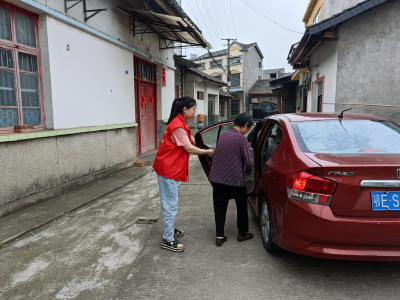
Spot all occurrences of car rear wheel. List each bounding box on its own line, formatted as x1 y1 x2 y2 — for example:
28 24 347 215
260 197 280 252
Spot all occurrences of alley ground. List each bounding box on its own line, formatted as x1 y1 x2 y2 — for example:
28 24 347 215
2 157 400 299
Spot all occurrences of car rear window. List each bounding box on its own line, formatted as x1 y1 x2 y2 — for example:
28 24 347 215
292 120 400 154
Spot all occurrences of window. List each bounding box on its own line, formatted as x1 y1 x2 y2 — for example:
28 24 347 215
229 57 241 65
201 126 219 148
213 75 222 81
231 73 240 87
220 101 225 117
270 73 277 79
259 62 262 68
261 123 282 165
0 3 43 131
313 8 321 24
210 60 222 68
292 120 400 155
197 91 204 100
198 62 205 71
134 58 155 82
258 76 261 80
231 99 240 115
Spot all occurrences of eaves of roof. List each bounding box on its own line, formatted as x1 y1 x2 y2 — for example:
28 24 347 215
237 42 264 58
270 73 295 86
192 49 227 61
191 41 264 60
185 67 227 86
289 0 390 66
248 92 274 95
174 55 199 68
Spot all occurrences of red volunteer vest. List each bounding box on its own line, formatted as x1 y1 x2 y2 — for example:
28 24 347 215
153 114 191 182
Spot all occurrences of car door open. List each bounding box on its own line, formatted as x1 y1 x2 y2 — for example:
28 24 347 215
195 121 258 195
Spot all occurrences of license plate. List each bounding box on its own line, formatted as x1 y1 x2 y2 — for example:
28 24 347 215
371 192 400 211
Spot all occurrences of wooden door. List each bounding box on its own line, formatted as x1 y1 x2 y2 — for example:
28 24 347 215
208 95 215 126
138 82 156 154
302 88 308 112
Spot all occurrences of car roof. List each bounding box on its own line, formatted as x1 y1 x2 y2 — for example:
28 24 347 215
267 113 388 122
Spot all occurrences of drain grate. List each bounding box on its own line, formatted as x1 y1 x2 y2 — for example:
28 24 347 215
136 218 158 224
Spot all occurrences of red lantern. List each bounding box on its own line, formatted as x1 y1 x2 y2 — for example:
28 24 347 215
148 92 154 105
140 92 146 107
162 66 166 87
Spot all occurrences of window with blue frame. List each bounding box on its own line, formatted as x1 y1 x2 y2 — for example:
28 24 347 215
0 3 42 131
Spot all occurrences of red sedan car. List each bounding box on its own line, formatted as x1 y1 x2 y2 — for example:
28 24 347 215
195 113 400 261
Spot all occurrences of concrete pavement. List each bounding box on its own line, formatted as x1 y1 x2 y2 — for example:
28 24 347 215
117 157 400 300
2 154 400 299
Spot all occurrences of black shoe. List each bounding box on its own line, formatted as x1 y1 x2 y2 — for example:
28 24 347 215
237 232 254 242
216 236 227 247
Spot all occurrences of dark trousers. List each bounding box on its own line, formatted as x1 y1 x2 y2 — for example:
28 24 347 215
212 182 249 237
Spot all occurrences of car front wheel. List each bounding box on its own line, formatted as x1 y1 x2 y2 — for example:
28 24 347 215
260 196 280 252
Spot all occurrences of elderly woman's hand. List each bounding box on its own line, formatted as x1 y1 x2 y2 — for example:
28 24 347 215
207 149 215 158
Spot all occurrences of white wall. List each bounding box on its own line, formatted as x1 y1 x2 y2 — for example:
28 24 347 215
308 41 338 112
44 16 136 129
161 67 176 120
196 100 205 115
183 72 223 123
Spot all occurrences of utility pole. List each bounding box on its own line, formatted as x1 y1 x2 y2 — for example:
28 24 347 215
222 38 236 118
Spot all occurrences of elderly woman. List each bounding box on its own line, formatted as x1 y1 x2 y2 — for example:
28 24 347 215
208 113 255 247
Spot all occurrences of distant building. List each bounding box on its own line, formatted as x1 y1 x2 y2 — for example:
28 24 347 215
262 68 285 80
248 80 277 105
191 41 264 116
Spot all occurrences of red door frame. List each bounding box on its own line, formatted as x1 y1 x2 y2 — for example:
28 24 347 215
134 56 157 155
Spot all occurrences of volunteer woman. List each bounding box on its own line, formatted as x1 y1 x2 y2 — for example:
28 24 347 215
153 96 214 252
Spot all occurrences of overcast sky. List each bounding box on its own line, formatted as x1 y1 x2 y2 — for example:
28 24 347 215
181 0 310 72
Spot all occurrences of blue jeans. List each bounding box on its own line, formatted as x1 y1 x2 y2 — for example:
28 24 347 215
157 175 179 241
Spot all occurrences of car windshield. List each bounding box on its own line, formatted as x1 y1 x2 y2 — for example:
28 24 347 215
292 120 400 155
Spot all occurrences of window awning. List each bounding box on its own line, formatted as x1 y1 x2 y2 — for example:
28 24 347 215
115 6 212 49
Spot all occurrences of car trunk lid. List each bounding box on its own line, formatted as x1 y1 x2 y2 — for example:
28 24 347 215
305 153 400 217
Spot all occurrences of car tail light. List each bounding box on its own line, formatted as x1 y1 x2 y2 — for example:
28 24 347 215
286 172 337 205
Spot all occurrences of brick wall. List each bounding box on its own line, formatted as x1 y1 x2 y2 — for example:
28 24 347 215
175 65 183 98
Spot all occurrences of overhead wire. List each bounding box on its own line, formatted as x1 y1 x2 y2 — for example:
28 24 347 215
184 1 202 56
194 0 218 49
229 0 237 39
186 0 201 31
222 1 233 38
200 0 224 49
206 0 226 42
240 0 303 34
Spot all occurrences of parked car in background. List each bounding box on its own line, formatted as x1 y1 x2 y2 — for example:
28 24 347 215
195 113 400 261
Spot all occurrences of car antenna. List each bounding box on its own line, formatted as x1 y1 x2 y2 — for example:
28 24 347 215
338 108 352 132
338 108 352 119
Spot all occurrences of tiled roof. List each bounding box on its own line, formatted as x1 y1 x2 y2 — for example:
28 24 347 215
263 68 285 74
185 67 227 86
191 41 261 61
193 49 228 61
248 80 274 95
236 42 257 50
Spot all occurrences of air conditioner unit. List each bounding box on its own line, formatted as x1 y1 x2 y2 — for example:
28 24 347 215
299 72 308 87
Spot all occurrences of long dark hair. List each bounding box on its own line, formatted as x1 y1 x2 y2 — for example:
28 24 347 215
167 96 197 124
